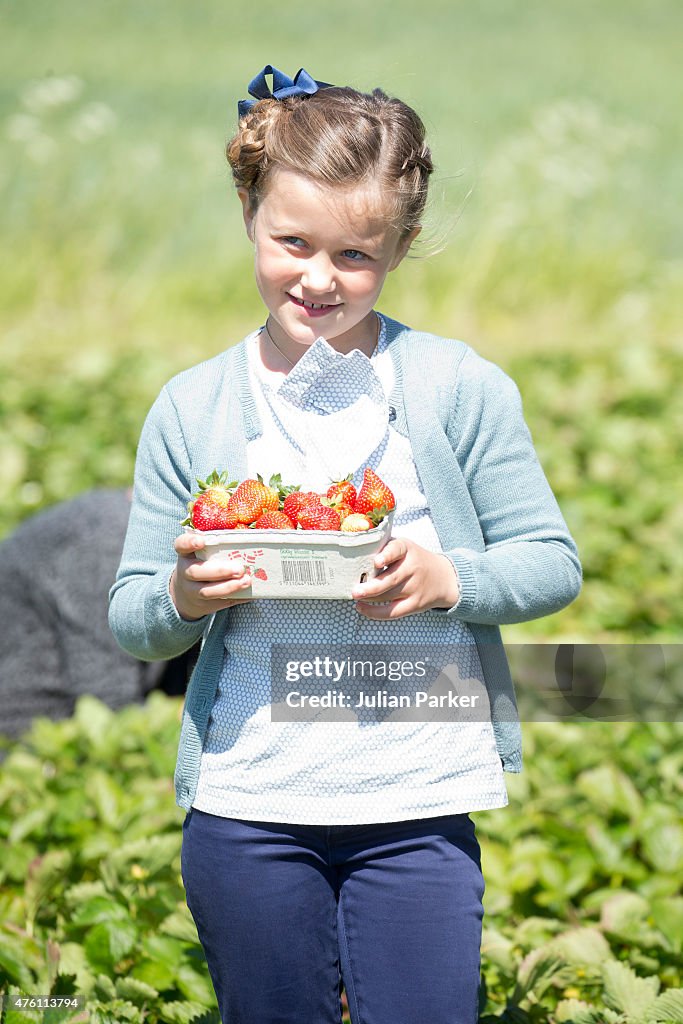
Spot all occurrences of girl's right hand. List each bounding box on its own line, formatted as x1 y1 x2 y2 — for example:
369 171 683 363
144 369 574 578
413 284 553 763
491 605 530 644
170 532 253 621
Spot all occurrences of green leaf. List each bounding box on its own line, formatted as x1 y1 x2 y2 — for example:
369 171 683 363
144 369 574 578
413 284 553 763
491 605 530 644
93 973 116 1001
24 850 71 932
599 890 668 951
651 989 683 1023
511 949 564 1004
576 764 643 818
56 941 94 994
481 926 515 972
639 807 683 874
512 916 565 948
85 770 122 825
63 881 109 908
102 833 181 880
74 695 115 745
88 998 144 1024
650 897 683 954
602 960 659 1020
132 957 178 992
115 976 160 1004
160 906 200 943
0 842 37 885
600 891 650 933
159 1000 209 1024
554 999 610 1024
549 926 613 966
84 919 138 970
141 934 188 962
585 822 626 869
8 804 54 844
0 931 36 989
189 1013 221 1024
70 896 130 928
175 963 215 1004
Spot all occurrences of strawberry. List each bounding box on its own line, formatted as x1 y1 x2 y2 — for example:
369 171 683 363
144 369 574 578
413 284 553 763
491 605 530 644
269 473 300 507
190 493 239 531
282 490 323 526
227 474 279 525
298 505 342 531
254 567 268 580
252 510 295 530
355 468 395 519
182 469 239 531
340 513 373 533
326 474 357 509
332 502 355 523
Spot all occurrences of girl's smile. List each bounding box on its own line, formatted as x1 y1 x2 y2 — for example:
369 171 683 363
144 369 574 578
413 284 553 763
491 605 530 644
238 168 419 363
287 294 340 317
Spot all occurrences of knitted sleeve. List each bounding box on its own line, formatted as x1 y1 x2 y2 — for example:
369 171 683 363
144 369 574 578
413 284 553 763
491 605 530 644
108 386 210 661
441 349 582 624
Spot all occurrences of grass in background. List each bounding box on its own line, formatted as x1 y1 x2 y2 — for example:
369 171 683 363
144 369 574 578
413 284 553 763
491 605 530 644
1 0 682 639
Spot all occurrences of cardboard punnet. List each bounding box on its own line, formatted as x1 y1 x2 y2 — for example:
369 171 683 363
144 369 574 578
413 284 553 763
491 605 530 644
185 512 394 600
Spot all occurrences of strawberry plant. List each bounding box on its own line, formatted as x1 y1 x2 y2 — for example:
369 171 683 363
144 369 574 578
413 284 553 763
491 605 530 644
1 703 681 1022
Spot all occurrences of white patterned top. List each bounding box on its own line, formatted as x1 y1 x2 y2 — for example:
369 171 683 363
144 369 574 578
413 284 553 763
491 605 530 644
191 316 508 824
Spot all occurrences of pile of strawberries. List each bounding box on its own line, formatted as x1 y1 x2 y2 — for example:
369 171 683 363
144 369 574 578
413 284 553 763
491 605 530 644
183 468 395 533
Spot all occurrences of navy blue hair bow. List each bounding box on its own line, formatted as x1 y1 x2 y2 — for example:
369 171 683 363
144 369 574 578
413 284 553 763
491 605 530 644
238 65 333 118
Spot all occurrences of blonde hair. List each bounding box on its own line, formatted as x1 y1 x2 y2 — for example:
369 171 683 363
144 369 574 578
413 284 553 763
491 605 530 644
226 86 433 239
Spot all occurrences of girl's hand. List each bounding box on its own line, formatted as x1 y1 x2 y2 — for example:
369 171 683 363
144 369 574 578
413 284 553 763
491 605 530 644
351 537 460 620
170 532 253 621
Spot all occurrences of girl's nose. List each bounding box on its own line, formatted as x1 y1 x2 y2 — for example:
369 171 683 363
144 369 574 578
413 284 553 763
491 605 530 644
301 254 336 294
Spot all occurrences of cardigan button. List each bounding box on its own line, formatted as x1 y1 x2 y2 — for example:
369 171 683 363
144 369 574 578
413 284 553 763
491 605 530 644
388 406 396 421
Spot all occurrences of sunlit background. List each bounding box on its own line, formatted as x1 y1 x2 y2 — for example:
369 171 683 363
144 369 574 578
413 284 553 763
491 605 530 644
2 8 682 1020
2 0 682 639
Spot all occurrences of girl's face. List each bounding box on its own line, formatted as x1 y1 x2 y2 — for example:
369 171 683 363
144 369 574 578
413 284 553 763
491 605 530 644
239 168 419 357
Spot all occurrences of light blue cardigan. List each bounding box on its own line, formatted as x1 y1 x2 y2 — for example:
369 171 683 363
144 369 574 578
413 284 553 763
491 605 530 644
109 315 582 811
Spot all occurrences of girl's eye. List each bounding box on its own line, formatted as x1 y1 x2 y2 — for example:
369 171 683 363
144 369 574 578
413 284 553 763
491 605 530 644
343 249 369 262
281 236 305 248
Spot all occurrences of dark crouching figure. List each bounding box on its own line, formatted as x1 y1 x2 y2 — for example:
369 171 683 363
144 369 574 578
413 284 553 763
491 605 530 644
0 488 197 740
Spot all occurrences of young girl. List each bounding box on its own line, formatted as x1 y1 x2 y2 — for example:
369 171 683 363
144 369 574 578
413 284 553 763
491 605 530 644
110 65 581 1024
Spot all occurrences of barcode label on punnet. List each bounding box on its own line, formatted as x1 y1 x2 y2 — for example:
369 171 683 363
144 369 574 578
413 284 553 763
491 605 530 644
280 557 328 586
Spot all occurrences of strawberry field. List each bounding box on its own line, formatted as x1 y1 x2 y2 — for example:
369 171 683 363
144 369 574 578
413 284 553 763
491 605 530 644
1 699 682 1023
2 0 682 1020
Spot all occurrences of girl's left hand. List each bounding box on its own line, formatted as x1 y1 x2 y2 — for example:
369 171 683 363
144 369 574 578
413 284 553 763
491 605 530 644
351 537 460 619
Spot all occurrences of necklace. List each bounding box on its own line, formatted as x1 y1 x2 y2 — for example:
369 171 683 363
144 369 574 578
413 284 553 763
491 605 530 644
262 322 296 368
262 313 381 369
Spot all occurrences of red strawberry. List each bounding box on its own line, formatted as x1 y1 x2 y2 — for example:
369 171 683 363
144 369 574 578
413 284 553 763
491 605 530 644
298 505 342 531
355 468 395 518
326 474 357 509
227 475 279 525
254 567 268 580
282 490 323 526
252 510 295 530
191 495 239 531
182 469 239 531
340 513 373 533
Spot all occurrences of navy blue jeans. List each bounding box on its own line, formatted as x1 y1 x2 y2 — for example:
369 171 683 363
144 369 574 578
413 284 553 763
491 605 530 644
181 808 484 1024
